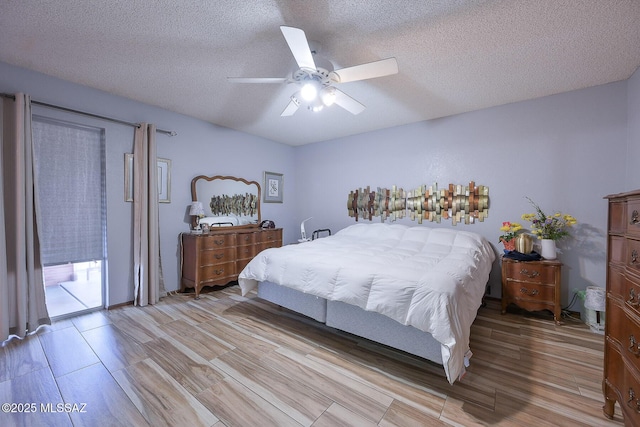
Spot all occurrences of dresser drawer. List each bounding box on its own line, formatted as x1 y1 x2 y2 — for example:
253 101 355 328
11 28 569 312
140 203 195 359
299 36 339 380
236 258 251 273
609 201 626 234
602 339 640 424
200 261 236 283
628 199 640 236
610 236 626 265
237 231 257 246
260 229 281 243
608 265 626 300
622 358 640 423
200 247 236 265
258 240 282 252
625 274 640 316
201 233 236 250
628 238 640 275
606 300 640 375
236 244 257 260
502 261 558 284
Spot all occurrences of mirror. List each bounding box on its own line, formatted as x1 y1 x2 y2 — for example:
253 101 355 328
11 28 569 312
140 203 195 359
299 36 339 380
191 175 261 228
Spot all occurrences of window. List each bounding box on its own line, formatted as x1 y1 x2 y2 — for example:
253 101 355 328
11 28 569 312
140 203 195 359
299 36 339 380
32 116 106 316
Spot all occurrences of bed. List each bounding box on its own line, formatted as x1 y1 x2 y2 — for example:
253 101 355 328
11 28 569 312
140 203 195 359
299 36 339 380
238 223 495 384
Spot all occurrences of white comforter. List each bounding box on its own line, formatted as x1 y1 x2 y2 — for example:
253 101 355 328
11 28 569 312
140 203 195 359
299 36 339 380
238 223 495 384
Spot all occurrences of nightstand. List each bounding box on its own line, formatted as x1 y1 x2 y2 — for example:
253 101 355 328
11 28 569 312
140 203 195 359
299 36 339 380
501 257 562 324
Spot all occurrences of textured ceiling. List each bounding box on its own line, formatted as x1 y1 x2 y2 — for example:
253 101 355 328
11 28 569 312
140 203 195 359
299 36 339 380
1 1 639 146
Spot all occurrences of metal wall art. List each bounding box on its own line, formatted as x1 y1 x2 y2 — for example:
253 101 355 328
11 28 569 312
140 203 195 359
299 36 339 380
348 182 489 225
209 193 258 217
348 186 406 222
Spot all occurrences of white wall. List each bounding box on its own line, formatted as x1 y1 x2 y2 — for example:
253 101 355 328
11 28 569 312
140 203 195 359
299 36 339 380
0 61 297 306
295 80 629 318
628 67 640 190
2 59 637 320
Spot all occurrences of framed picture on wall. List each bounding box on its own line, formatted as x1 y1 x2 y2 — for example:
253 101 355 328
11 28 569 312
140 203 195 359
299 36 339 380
157 158 171 203
124 153 172 203
124 153 134 202
263 171 283 203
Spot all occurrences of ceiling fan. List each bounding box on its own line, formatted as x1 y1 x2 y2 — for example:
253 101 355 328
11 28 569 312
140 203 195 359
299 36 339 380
228 26 398 116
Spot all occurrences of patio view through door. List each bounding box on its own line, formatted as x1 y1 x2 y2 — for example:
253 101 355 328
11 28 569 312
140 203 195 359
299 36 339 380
32 116 106 318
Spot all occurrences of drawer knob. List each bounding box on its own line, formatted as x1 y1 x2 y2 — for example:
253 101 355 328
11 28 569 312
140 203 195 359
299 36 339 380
214 239 225 245
629 335 640 357
214 254 224 259
632 210 639 225
519 287 539 296
629 289 640 307
629 388 640 412
214 269 224 275
519 269 539 279
633 249 638 264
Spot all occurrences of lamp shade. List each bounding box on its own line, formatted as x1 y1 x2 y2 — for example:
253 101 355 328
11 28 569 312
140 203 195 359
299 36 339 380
189 201 205 217
584 286 606 312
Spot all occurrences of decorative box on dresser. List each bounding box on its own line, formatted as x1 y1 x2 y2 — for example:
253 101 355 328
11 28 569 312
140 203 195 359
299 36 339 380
180 228 282 299
501 258 562 324
603 189 640 424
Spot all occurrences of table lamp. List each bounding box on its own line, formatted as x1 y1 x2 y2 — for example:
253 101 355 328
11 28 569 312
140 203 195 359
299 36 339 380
189 201 205 232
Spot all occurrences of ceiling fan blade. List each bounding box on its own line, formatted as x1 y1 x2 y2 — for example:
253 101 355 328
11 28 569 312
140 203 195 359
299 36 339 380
330 57 398 83
281 96 300 116
227 77 287 84
333 88 365 115
280 26 316 70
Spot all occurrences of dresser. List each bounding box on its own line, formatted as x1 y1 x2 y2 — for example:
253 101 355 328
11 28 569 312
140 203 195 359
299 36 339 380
603 189 640 424
501 257 562 324
180 228 282 299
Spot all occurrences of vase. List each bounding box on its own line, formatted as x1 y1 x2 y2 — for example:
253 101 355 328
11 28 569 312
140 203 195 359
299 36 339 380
540 239 557 259
501 238 516 252
514 234 534 254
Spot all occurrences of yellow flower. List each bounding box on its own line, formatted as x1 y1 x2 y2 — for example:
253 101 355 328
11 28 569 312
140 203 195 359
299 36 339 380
521 197 577 241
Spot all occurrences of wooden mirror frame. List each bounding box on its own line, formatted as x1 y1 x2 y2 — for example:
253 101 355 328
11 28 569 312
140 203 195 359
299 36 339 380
191 175 261 229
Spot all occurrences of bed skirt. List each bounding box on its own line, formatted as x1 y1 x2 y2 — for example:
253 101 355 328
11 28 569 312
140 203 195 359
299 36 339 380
257 281 443 366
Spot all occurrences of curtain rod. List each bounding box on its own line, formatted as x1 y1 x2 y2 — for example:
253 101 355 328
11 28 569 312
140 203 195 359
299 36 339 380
1 93 177 136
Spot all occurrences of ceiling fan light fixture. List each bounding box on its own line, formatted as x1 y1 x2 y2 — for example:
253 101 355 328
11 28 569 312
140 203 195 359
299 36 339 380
300 82 319 101
320 87 336 107
308 98 324 112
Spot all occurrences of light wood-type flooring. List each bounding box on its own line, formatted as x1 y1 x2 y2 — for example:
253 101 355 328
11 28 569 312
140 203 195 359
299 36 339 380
0 285 625 426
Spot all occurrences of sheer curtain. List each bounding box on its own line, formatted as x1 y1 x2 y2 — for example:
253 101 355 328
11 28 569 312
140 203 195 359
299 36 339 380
0 93 50 342
133 123 165 306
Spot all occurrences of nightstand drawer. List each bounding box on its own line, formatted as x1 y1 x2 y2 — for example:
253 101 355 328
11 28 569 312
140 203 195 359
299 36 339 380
502 261 559 284
503 281 556 304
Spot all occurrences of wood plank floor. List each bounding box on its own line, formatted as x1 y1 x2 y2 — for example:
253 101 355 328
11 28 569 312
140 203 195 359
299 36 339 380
0 285 625 426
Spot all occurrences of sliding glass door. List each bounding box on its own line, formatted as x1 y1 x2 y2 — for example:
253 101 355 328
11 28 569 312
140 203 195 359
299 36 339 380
32 116 106 318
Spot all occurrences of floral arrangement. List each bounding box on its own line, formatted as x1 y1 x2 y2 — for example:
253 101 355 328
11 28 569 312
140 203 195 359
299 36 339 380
498 221 522 243
521 197 577 241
